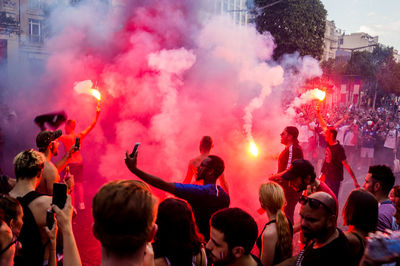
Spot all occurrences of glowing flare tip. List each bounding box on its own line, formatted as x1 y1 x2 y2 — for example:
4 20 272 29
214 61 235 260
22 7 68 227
314 89 326 101
248 141 259 157
90 89 101 101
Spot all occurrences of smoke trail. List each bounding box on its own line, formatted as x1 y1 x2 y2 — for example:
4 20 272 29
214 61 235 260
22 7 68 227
0 0 324 229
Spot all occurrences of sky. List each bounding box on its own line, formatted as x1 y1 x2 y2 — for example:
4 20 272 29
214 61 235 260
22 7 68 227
321 0 400 50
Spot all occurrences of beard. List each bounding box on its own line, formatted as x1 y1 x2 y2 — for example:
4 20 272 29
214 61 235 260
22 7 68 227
301 224 330 241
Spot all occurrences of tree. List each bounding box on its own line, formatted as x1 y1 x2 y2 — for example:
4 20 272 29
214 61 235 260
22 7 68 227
253 0 327 60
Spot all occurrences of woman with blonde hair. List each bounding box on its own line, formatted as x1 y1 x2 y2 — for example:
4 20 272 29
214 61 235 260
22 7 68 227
257 182 292 266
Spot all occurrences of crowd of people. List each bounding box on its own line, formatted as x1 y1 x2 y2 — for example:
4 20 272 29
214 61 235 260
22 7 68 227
2 104 400 265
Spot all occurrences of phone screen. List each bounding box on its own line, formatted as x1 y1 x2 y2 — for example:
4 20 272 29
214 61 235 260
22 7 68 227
52 183 67 209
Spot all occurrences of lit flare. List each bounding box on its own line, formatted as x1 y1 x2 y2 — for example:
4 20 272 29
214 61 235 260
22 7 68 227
90 89 101 101
313 89 326 101
248 141 259 157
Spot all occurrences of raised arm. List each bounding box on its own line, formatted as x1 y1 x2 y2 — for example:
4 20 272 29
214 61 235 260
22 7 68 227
52 196 82 266
315 103 328 132
54 145 74 172
125 151 176 194
79 104 100 140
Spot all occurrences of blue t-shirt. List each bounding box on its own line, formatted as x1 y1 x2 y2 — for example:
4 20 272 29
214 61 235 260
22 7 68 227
174 183 230 240
362 127 376 148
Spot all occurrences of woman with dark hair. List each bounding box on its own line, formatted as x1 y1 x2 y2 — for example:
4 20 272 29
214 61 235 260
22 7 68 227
343 189 378 265
0 194 23 237
153 198 206 266
257 182 292 266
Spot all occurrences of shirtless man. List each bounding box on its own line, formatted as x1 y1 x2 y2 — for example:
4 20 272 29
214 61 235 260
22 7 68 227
183 136 229 194
59 104 100 209
36 130 73 195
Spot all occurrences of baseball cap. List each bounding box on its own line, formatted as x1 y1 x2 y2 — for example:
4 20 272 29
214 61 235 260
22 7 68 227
282 159 315 180
36 130 62 149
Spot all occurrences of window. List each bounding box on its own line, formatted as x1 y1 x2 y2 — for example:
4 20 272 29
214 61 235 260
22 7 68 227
30 0 42 9
28 19 43 43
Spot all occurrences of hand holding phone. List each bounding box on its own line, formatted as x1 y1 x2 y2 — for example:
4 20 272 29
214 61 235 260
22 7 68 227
130 143 140 157
74 137 80 152
46 209 55 229
52 183 67 209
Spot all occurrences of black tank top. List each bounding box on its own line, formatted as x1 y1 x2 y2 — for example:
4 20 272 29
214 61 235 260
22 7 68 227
15 191 46 266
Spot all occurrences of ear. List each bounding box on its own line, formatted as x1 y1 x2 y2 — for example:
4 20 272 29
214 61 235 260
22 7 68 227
146 224 158 242
231 246 245 259
326 215 337 228
374 182 381 192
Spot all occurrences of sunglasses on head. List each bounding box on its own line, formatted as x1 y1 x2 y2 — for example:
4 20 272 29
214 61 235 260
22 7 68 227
299 195 335 215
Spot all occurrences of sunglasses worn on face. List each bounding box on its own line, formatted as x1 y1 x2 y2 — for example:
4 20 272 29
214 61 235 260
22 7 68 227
299 195 335 215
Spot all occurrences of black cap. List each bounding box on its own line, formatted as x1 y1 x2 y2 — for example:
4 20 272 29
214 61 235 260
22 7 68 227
282 159 315 180
36 130 62 149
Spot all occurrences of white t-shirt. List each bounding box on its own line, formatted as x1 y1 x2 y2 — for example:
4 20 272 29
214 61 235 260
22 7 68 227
384 129 398 149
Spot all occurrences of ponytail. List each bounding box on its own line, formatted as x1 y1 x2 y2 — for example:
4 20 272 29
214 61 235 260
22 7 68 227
275 209 292 260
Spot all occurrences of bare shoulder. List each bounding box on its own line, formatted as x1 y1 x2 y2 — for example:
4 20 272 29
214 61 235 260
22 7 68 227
154 258 169 266
30 195 52 210
263 222 278 241
29 195 52 227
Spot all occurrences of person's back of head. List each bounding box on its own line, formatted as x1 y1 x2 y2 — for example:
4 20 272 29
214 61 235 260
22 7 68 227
153 198 204 265
210 207 258 256
368 165 395 196
92 180 157 260
13 149 44 181
343 189 378 234
206 155 224 180
199 136 213 153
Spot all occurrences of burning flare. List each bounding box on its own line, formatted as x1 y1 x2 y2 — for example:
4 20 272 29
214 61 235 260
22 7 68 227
248 140 259 157
90 89 101 101
74 80 102 101
313 89 326 101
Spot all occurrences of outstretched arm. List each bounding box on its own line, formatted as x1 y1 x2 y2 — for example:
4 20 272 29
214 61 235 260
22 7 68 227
342 160 359 188
125 151 176 194
79 104 101 140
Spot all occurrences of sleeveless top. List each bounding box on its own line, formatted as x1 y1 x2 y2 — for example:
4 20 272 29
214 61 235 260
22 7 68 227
256 219 293 265
15 191 46 266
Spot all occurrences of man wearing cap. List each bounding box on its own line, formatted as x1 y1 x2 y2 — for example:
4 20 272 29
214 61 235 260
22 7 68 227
270 126 303 224
36 130 74 195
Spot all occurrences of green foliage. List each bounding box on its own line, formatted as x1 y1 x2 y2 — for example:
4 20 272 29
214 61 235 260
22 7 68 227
254 0 327 60
322 46 400 95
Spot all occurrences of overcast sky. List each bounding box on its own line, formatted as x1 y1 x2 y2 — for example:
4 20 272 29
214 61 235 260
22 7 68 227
321 0 400 50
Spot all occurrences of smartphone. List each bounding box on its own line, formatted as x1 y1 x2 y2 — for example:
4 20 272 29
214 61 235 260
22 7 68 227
46 209 54 229
74 137 80 151
130 142 140 157
52 183 67 209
